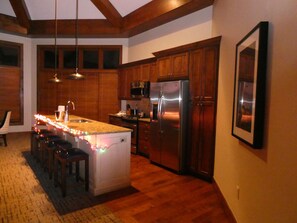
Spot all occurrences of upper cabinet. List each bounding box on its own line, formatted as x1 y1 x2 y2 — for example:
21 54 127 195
156 52 189 80
118 58 156 100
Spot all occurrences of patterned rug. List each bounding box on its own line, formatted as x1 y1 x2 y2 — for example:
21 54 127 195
0 133 134 223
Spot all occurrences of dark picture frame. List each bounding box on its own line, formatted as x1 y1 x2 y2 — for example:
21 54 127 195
232 21 269 148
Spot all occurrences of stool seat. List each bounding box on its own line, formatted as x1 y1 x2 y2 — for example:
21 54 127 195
54 148 89 197
43 139 72 179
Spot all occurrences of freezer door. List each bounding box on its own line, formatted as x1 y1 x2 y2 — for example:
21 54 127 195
159 81 182 171
150 82 162 164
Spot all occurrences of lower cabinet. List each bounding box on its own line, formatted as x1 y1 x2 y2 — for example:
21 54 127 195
188 100 216 181
138 121 150 157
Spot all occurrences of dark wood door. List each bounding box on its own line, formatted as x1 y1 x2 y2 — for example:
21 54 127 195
188 44 220 181
189 100 216 179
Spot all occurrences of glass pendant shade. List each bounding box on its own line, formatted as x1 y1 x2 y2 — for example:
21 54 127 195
68 68 85 80
49 73 62 83
67 0 85 80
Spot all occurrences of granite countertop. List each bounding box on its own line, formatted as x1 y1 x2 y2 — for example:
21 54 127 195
38 115 132 135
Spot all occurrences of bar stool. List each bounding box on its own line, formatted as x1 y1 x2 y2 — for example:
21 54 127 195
54 147 89 197
39 134 61 165
30 129 52 159
43 138 72 179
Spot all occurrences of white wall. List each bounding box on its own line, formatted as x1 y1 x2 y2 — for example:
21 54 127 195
212 0 297 222
128 6 213 62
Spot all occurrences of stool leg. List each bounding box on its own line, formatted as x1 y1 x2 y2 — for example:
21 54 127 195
54 155 58 187
61 161 66 197
85 158 89 191
76 161 79 182
48 149 53 179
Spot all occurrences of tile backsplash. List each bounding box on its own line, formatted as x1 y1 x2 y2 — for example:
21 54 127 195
122 98 150 118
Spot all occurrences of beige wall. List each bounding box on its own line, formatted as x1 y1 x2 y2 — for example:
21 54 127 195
212 0 297 222
128 6 213 62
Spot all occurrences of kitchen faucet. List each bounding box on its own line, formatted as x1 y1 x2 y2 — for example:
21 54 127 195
64 100 75 122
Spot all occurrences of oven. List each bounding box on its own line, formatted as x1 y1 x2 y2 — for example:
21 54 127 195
121 116 138 154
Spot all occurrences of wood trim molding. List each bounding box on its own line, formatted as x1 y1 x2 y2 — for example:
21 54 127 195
213 179 237 223
153 36 222 57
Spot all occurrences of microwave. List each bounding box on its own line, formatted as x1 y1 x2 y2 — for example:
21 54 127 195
130 81 150 98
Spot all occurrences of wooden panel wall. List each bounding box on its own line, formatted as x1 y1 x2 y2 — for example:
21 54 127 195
37 70 119 122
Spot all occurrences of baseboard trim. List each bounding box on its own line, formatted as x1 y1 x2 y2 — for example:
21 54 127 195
213 179 237 223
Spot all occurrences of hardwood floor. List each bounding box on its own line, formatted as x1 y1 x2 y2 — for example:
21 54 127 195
105 155 235 223
1 132 235 223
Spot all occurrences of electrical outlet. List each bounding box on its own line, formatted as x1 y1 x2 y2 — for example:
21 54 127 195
236 185 240 200
120 138 127 142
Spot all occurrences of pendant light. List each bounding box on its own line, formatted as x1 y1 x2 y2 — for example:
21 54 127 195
68 0 85 80
48 0 62 83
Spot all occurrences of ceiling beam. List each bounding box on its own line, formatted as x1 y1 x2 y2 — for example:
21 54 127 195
29 19 123 38
91 0 122 27
122 0 214 36
9 0 31 29
0 14 28 35
0 0 214 38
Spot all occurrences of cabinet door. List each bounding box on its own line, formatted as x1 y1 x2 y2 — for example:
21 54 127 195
157 56 171 78
203 47 219 101
132 65 141 82
189 101 216 180
140 64 151 81
138 121 150 157
171 52 189 78
189 48 204 99
190 47 218 101
149 62 158 82
118 69 128 99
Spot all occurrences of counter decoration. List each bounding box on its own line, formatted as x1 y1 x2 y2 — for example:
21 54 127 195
34 114 109 152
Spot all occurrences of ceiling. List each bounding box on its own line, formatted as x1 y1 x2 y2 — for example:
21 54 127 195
0 0 214 38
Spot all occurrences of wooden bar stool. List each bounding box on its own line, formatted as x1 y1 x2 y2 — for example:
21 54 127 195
30 129 52 160
39 134 61 165
43 139 72 179
54 148 89 197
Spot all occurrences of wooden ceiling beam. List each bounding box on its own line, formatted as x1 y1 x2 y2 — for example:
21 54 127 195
9 0 31 29
91 0 122 27
0 14 28 35
29 19 123 38
0 0 214 38
122 0 214 36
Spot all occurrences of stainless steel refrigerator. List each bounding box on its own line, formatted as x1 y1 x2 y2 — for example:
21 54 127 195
150 80 189 173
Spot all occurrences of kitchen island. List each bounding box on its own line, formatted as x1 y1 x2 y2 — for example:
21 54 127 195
34 114 132 196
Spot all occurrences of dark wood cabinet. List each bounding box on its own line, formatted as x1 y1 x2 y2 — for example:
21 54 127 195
156 52 189 80
118 58 156 99
138 120 150 157
188 38 221 181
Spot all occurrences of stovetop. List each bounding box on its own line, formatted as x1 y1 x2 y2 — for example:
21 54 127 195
121 115 139 122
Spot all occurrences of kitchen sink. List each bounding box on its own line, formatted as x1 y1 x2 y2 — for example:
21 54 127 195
69 119 91 123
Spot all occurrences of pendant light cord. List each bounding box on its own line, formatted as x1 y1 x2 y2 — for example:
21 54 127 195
54 0 58 75
75 0 78 72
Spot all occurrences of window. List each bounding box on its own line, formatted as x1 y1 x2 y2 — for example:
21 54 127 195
0 44 19 67
83 50 99 69
63 50 76 68
103 49 120 69
44 49 59 68
0 41 23 125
